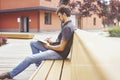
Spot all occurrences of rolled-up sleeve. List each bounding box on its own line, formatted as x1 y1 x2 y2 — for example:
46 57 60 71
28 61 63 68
62 27 72 41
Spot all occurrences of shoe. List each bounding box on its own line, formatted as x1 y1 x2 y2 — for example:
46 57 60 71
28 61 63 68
0 72 12 79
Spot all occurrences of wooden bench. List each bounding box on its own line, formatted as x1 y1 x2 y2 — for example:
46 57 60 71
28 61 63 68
29 29 107 80
1 32 34 39
29 47 72 80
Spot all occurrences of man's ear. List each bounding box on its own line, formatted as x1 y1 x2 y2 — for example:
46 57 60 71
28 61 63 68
63 13 66 16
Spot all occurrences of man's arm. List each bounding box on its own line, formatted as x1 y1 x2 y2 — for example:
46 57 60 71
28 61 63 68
44 39 67 51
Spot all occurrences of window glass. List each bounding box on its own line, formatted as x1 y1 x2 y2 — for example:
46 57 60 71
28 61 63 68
45 0 51 1
45 13 51 24
93 18 96 25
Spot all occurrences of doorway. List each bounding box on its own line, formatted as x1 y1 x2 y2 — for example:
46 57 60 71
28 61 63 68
20 16 29 32
78 16 81 29
70 15 76 26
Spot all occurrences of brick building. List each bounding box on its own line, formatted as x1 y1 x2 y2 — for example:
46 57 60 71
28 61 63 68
0 0 102 32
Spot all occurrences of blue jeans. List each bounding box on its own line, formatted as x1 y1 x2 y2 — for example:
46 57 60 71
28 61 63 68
9 40 62 78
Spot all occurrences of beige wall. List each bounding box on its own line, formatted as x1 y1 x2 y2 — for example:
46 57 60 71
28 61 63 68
0 0 40 10
82 14 102 29
40 0 59 8
39 10 60 31
0 0 59 10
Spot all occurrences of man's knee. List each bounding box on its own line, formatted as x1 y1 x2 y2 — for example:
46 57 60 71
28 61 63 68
24 56 34 64
30 40 36 47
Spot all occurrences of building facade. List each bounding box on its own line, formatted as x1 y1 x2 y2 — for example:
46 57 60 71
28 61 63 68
0 0 102 32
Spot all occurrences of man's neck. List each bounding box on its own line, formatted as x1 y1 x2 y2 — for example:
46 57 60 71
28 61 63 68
64 17 70 23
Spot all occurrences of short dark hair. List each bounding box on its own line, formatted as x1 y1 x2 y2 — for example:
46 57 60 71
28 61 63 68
57 5 71 17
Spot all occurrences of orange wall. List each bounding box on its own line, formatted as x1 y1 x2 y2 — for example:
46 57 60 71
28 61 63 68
82 14 102 29
0 0 1 10
40 0 59 8
75 14 102 29
0 14 1 27
0 0 103 31
0 10 61 32
39 10 61 31
0 0 40 10
0 11 38 31
0 0 60 10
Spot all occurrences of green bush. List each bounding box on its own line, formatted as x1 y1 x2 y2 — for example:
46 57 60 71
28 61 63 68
108 26 120 37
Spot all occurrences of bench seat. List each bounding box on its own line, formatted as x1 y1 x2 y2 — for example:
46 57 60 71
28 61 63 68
1 32 34 39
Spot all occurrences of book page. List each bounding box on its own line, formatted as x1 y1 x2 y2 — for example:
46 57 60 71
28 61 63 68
34 37 47 44
37 39 47 44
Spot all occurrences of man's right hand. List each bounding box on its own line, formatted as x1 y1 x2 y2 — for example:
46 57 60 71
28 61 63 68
45 37 52 44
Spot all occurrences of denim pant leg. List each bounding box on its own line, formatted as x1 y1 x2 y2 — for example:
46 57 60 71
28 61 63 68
30 40 47 53
30 40 47 66
9 50 62 78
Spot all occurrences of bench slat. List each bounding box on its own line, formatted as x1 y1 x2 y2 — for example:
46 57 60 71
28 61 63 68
30 60 54 80
46 60 63 80
29 61 45 80
61 60 71 80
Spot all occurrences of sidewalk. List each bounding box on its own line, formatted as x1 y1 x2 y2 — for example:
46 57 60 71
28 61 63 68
0 31 59 80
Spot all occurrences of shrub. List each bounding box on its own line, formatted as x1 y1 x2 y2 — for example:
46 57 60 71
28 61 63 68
108 26 120 37
0 36 7 46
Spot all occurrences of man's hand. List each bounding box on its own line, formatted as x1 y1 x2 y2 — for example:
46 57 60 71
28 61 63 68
45 37 52 44
44 42 50 49
44 39 67 51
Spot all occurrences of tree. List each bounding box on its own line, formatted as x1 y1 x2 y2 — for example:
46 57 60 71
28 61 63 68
58 0 120 27
98 0 120 27
59 0 70 6
117 1 120 26
59 0 100 17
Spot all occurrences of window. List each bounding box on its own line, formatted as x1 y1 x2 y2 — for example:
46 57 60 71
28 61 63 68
45 12 51 24
45 0 51 1
93 18 96 25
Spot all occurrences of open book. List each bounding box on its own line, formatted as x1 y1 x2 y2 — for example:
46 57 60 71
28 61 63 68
34 38 47 44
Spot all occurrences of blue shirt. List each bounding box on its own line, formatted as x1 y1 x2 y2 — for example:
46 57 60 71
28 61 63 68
51 20 76 59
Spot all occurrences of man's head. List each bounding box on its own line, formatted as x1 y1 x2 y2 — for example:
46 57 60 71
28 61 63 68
57 5 71 23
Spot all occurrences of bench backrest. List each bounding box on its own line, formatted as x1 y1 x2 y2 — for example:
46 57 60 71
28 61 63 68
70 29 107 80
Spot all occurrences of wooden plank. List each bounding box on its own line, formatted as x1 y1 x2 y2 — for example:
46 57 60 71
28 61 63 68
71 33 93 80
71 32 103 80
29 61 45 80
46 60 63 80
61 60 71 80
29 60 54 80
1 32 34 39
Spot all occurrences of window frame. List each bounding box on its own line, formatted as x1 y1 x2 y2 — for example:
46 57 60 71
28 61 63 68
44 12 52 25
93 18 96 25
45 0 51 1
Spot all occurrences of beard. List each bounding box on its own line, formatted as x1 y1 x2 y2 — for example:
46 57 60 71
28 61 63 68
61 21 64 24
60 19 65 23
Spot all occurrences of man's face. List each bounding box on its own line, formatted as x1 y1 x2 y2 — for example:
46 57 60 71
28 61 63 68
58 13 64 23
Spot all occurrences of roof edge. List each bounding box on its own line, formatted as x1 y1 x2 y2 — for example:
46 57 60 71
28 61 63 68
0 6 57 13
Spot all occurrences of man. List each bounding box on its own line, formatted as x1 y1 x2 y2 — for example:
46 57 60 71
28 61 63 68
0 5 76 79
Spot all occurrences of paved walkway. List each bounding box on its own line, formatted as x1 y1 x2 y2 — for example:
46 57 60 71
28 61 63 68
0 31 59 80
